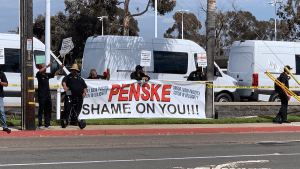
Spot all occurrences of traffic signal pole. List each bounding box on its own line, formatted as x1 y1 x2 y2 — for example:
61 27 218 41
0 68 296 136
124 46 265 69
205 0 216 118
20 0 35 130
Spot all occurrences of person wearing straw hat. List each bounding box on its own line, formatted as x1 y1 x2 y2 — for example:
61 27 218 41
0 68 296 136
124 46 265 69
36 62 64 130
273 65 292 124
62 64 87 127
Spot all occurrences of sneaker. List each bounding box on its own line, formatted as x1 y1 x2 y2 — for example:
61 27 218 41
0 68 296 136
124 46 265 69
3 128 11 133
38 126 44 130
282 121 291 123
45 126 53 129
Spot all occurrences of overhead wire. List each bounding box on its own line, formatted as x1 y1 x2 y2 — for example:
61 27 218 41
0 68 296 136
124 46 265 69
226 0 286 68
176 0 267 72
225 0 300 102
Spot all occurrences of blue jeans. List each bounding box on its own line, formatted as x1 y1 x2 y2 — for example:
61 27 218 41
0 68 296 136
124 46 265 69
0 97 7 129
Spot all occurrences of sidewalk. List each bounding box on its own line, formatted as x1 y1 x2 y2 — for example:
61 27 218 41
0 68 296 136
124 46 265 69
2 122 300 137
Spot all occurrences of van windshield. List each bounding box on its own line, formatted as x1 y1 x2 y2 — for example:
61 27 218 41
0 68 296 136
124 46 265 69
0 48 21 73
154 51 188 74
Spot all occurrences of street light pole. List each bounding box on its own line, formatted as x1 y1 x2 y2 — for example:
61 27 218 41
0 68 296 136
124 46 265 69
45 0 50 72
155 0 157 38
178 9 188 39
98 16 108 36
268 0 282 41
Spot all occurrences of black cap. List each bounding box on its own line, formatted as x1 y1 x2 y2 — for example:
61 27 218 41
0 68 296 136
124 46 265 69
135 65 144 71
285 65 292 70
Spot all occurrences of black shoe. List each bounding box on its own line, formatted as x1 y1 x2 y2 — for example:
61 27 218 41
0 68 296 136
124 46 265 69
3 128 11 133
282 121 291 123
273 118 281 123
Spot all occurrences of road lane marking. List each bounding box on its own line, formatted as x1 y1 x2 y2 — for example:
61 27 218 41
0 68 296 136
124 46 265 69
0 153 299 167
213 160 270 169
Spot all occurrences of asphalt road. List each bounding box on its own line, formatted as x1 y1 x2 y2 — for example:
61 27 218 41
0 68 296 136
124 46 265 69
0 133 300 169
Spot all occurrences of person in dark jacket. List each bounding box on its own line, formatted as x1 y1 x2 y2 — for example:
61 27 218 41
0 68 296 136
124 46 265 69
187 65 206 81
0 71 11 133
36 62 64 130
62 64 87 127
273 65 292 124
87 68 110 80
130 65 150 81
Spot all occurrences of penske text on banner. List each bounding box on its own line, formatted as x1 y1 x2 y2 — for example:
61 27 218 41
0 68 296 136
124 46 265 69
79 80 206 119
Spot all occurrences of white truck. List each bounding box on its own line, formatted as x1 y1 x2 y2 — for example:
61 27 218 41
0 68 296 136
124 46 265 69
228 40 300 102
0 33 69 103
81 35 239 102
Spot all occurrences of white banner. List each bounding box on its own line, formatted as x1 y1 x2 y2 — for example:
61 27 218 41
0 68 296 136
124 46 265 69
79 80 206 119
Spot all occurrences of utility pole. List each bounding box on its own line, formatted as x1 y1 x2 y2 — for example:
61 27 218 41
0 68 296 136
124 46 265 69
205 0 216 118
20 0 35 130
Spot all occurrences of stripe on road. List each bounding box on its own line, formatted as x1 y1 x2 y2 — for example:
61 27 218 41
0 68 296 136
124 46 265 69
0 153 300 167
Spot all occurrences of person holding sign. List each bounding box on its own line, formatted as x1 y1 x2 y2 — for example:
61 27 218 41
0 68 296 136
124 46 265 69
273 65 292 124
130 65 150 81
87 68 110 80
187 64 206 81
62 64 87 127
36 62 64 129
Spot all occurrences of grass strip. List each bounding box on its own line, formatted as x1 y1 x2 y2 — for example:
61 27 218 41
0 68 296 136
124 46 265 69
6 115 300 127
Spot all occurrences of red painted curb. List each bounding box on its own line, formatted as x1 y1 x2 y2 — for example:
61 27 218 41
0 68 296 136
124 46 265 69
0 130 106 137
0 126 298 137
253 126 295 133
294 126 300 132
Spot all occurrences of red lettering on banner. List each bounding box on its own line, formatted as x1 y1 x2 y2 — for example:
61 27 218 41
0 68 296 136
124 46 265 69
141 84 150 101
129 84 140 101
161 85 171 102
150 84 161 101
109 83 171 102
108 84 120 102
118 84 130 101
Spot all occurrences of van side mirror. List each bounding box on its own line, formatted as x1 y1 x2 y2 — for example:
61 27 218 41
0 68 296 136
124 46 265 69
214 66 221 76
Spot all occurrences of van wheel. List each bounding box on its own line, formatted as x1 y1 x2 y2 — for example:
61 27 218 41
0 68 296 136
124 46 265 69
269 93 281 102
215 93 232 102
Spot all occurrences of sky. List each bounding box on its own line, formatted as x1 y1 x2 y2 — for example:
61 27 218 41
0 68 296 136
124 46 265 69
0 0 289 39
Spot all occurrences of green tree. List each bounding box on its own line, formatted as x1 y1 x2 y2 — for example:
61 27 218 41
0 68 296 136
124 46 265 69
33 0 140 64
277 0 300 39
120 0 176 36
163 12 205 47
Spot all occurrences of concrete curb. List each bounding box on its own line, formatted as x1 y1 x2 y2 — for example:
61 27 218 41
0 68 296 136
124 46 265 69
1 126 300 137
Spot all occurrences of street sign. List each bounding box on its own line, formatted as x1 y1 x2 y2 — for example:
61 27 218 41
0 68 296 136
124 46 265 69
140 50 151 67
197 53 207 67
59 37 74 56
26 39 32 51
0 47 4 65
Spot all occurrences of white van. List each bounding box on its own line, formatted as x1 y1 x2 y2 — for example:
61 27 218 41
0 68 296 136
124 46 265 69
0 33 69 103
228 40 300 102
81 35 239 102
